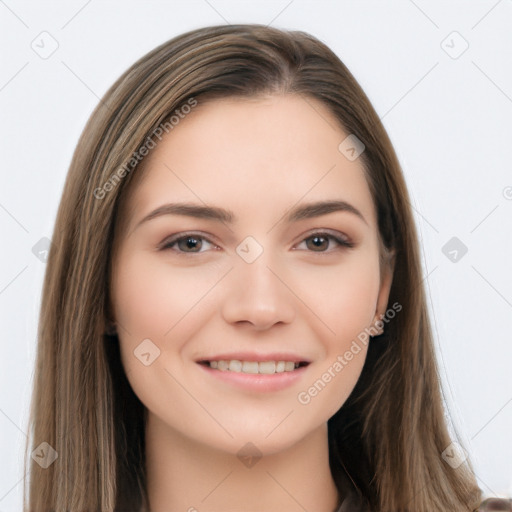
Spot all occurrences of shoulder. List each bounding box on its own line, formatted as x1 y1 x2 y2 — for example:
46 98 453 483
477 497 512 511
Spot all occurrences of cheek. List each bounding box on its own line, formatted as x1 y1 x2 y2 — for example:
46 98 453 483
111 250 225 375
112 251 207 336
112 252 170 335
293 251 380 341
285 252 380 414
111 251 212 406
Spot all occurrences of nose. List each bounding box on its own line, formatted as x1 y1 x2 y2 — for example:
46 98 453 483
221 256 295 331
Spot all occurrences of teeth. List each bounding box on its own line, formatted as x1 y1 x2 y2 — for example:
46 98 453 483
257 361 275 374
284 361 295 372
206 360 303 374
217 360 229 371
241 361 259 373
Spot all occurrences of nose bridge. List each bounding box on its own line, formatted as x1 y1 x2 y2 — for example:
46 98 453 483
221 243 295 329
237 251 280 297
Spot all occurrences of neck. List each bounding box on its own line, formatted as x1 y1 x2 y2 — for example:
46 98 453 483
145 412 341 512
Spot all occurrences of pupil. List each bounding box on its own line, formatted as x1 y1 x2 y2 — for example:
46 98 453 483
309 236 327 251
181 237 200 251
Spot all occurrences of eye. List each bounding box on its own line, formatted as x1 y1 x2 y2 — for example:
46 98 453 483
159 230 354 255
160 233 217 254
294 231 354 253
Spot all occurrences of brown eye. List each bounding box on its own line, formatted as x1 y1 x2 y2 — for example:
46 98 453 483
306 235 329 251
176 236 203 252
161 233 215 254
298 232 354 253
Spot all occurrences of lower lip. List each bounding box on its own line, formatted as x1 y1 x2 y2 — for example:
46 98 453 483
196 363 310 392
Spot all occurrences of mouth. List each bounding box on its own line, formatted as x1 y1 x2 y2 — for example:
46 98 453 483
197 360 310 374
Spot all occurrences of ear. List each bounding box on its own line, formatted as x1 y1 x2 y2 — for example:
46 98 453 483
372 250 396 334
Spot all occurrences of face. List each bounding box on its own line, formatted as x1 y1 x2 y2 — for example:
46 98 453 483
110 94 394 456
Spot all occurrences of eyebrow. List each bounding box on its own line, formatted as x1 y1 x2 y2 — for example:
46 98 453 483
135 199 368 229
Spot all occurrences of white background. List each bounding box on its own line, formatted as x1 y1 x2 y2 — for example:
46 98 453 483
1 1 511 509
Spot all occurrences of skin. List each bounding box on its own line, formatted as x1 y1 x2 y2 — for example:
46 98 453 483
110 94 394 512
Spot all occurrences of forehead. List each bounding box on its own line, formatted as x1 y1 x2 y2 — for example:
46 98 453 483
122 94 377 232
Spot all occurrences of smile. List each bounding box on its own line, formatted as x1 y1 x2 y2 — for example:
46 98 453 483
198 360 310 374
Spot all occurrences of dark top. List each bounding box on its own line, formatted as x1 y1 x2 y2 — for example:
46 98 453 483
477 498 512 511
334 492 512 511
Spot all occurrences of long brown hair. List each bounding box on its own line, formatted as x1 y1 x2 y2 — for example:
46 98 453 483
23 23 484 511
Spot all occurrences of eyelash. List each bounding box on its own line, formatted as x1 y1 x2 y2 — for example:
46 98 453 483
159 231 355 255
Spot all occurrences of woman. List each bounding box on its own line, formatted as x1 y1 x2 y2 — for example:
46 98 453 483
23 23 508 511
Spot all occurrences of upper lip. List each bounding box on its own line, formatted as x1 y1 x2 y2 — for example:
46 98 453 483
196 352 311 364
